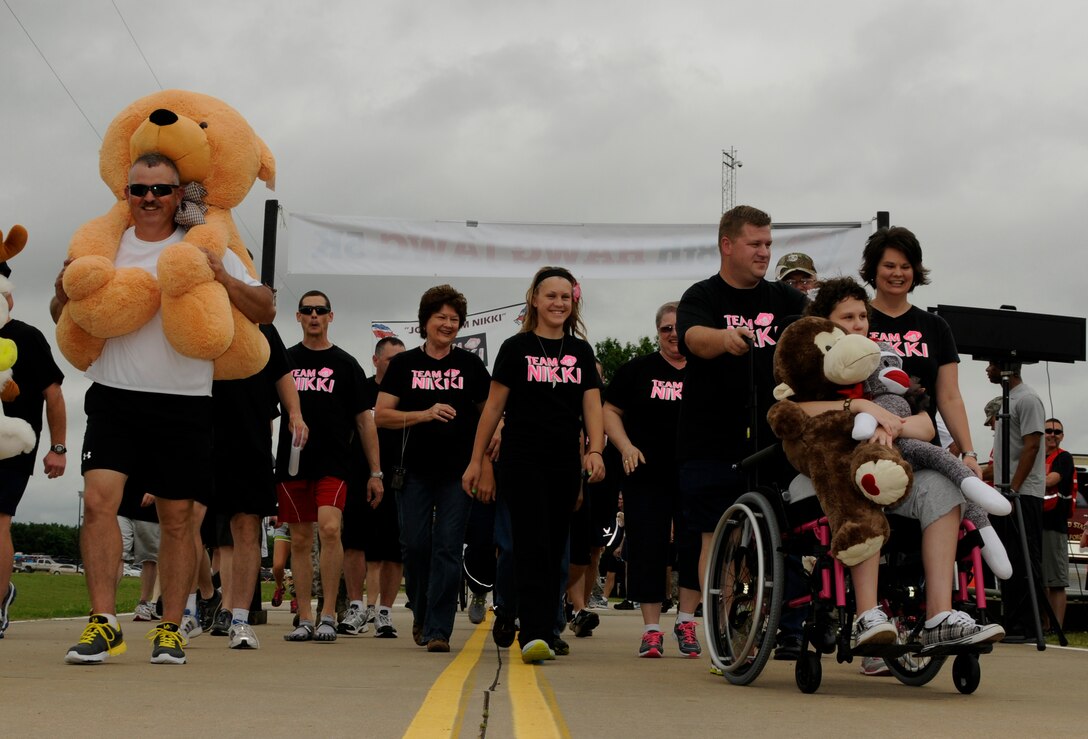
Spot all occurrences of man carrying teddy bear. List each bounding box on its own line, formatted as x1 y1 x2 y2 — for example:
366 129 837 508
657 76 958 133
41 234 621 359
51 153 275 665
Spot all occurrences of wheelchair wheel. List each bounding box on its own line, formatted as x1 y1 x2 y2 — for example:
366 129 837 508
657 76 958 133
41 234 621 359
952 653 981 694
883 616 946 687
795 652 822 694
704 492 783 685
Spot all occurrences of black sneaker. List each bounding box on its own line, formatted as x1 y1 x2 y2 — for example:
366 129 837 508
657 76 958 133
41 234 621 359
65 615 127 664
210 607 231 636
492 609 517 648
552 636 571 656
198 590 222 631
569 609 600 638
774 634 803 661
148 622 187 664
0 581 15 637
613 599 636 611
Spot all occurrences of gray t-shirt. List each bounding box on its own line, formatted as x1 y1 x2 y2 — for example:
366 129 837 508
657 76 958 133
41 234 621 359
992 382 1046 497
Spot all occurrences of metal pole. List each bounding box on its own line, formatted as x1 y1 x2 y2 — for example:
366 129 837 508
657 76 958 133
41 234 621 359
261 199 279 287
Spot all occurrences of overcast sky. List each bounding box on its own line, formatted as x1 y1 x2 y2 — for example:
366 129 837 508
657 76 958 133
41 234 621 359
2 1 1085 526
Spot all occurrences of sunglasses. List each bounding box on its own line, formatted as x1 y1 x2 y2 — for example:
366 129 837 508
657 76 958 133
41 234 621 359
127 183 180 197
658 324 676 333
298 305 331 316
1045 428 1063 435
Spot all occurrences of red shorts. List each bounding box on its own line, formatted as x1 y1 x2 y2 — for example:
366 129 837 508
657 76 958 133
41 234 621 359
276 477 347 523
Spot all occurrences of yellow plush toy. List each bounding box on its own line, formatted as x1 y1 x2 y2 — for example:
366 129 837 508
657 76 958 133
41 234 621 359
0 225 43 458
57 90 275 379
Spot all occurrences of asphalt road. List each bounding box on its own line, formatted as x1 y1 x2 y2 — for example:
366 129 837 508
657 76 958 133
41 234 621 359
1 601 1083 738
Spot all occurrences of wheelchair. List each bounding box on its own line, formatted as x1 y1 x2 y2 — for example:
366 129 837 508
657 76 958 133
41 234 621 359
702 453 996 695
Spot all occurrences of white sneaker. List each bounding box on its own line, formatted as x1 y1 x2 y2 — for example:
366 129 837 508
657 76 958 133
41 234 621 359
375 608 397 638
228 622 260 650
133 601 158 622
851 607 895 649
363 604 376 624
337 604 370 635
181 612 203 639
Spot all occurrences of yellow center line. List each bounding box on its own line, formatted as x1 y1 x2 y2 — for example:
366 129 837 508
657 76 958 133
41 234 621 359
509 649 571 738
404 614 491 738
404 612 572 738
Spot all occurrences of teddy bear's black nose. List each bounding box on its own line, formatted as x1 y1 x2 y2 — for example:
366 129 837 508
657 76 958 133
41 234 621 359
148 109 179 127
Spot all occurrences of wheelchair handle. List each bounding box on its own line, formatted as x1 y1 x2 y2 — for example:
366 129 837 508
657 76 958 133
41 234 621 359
734 443 781 472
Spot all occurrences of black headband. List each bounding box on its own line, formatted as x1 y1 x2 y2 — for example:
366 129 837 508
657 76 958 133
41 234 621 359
533 268 573 288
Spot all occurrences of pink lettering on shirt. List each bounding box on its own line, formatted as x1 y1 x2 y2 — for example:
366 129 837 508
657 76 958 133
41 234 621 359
525 355 583 385
649 379 683 401
410 368 465 391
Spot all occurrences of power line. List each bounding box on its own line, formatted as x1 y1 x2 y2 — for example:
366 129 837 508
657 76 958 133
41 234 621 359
3 0 101 142
112 0 163 91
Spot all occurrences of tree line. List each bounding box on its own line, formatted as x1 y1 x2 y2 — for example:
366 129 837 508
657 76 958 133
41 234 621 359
11 522 80 560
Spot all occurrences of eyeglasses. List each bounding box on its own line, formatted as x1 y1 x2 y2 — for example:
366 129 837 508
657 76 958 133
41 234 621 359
298 305 331 316
127 184 180 198
1045 428 1063 435
784 278 818 289
658 324 676 334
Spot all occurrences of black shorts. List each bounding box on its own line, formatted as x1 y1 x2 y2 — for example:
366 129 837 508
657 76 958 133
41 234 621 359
212 458 277 518
342 474 402 563
82 384 214 501
0 469 30 516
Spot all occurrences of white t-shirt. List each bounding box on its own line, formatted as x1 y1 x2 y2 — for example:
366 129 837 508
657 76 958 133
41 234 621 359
86 226 262 396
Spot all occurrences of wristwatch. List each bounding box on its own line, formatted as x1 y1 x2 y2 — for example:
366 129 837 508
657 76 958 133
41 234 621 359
370 471 384 480
962 451 978 460
50 444 67 454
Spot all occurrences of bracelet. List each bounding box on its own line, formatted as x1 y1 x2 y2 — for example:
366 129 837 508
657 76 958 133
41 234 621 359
587 450 604 457
962 451 978 459
842 398 852 412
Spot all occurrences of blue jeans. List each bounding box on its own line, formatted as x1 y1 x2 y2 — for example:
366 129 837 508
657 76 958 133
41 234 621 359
397 473 471 642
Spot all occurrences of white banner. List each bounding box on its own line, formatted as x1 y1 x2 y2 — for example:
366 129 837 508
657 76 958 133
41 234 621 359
288 213 871 281
372 303 526 370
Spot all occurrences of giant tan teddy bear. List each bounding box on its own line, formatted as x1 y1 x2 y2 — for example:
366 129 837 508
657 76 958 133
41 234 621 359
766 317 914 566
57 90 274 379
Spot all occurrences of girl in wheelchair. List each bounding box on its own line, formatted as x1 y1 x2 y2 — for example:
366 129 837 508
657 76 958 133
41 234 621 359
799 279 1004 658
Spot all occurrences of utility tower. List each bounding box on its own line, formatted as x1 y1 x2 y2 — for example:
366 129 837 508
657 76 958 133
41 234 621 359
721 147 742 213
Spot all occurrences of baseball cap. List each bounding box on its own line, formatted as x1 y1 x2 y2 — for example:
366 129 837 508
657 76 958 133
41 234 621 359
983 397 1002 425
775 252 818 281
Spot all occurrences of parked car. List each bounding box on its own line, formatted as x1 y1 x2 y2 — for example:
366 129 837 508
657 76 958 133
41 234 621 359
48 563 82 576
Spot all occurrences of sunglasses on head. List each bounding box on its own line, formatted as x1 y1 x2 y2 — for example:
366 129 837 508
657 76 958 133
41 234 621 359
127 183 180 197
1045 428 1063 435
298 305 331 316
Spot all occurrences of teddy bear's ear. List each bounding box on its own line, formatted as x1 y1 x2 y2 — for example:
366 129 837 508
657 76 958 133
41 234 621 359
0 225 27 262
773 382 795 400
256 135 276 191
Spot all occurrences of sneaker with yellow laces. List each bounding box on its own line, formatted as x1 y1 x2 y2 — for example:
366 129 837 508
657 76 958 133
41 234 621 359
148 622 188 664
65 614 127 664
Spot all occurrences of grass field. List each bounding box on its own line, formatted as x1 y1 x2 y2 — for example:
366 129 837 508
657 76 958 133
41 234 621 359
6 573 278 621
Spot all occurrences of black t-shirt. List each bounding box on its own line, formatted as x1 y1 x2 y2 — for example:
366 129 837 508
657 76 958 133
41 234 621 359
212 324 291 469
868 306 958 439
492 331 600 462
676 275 806 462
275 343 369 481
379 346 490 479
0 319 65 476
1043 449 1076 532
605 351 684 480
